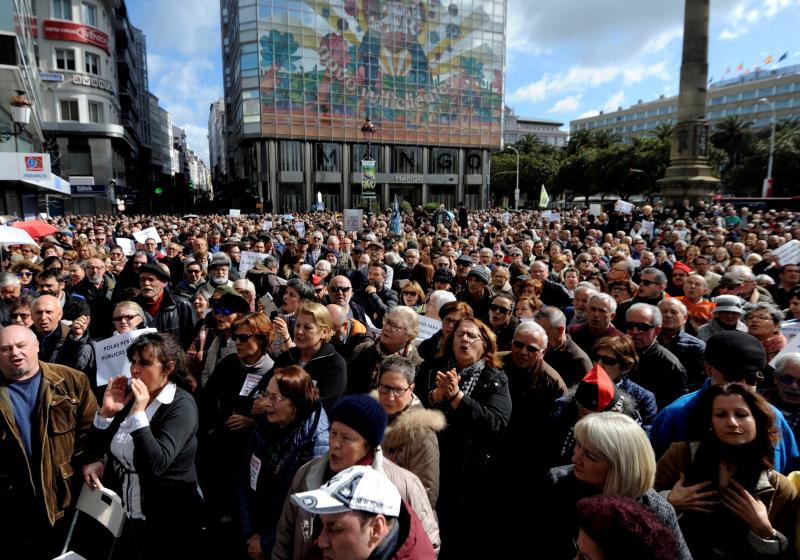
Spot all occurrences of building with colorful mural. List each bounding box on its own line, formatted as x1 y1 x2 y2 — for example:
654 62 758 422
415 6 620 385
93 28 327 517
219 0 506 212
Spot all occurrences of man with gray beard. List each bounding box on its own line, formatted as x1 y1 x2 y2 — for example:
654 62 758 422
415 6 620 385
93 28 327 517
70 257 116 339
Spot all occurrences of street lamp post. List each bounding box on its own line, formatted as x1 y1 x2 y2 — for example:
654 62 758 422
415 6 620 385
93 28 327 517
505 146 520 210
360 117 377 212
758 97 776 198
1 91 33 152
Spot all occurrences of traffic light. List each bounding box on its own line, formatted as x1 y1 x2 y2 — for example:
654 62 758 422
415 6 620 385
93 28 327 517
188 180 194 189
154 187 163 195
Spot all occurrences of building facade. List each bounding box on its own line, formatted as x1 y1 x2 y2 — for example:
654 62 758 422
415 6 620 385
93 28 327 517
503 106 568 147
208 97 228 197
570 64 800 141
219 0 506 212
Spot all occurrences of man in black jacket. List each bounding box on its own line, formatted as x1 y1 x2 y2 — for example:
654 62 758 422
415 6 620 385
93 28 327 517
36 269 90 322
135 264 194 349
530 261 572 308
613 267 668 330
31 295 93 373
70 258 116 339
354 263 397 328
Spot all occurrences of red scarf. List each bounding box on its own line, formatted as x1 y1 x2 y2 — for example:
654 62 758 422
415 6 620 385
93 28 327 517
143 291 165 317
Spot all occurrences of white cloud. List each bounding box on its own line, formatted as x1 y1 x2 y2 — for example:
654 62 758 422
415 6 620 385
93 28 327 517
548 95 581 113
182 124 211 164
577 110 600 119
132 0 220 56
718 0 800 40
603 90 626 113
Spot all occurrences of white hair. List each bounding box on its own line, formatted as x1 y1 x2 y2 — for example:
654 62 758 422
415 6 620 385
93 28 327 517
428 290 456 312
514 321 548 348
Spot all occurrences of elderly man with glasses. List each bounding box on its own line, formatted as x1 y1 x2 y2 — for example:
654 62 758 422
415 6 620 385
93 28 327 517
327 275 368 326
71 257 116 339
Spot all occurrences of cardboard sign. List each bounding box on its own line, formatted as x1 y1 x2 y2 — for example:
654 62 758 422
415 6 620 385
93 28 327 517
261 220 273 231
614 200 635 214
772 240 800 266
344 209 363 232
93 328 156 386
115 238 136 256
132 226 161 245
229 209 241 217
642 220 655 236
240 251 269 274
416 315 442 342
542 210 561 221
294 221 306 238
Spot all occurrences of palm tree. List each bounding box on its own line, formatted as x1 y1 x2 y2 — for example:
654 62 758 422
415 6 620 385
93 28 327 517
566 129 594 155
711 116 754 174
591 129 621 149
650 123 675 143
514 134 544 155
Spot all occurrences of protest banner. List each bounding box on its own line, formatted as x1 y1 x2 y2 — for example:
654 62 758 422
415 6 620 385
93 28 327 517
642 220 655 237
261 220 273 231
229 209 241 217
614 200 635 214
240 251 269 274
772 240 800 266
294 221 306 238
416 316 442 342
542 210 561 221
132 226 162 245
344 209 363 232
93 328 156 386
115 238 136 256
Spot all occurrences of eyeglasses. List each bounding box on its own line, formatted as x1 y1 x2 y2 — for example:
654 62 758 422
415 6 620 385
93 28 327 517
454 330 482 341
512 340 542 353
329 286 351 293
489 303 512 315
259 390 286 402
625 322 656 332
10 312 31 319
402 291 418 297
213 306 236 316
383 319 406 332
113 314 139 322
595 354 622 367
442 316 461 326
17 271 33 277
638 279 659 286
377 384 411 398
233 333 256 343
187 269 202 274
778 374 800 386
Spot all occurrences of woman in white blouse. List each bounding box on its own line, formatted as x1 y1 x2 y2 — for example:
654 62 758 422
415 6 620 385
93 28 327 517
82 332 202 559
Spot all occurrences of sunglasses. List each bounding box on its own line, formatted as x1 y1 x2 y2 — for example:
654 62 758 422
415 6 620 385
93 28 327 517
233 333 256 343
113 313 139 322
595 355 622 367
489 304 512 315
778 374 800 386
625 322 655 332
512 340 542 353
213 306 236 316
638 279 660 286
10 312 31 319
17 271 33 277
187 269 202 274
328 286 350 293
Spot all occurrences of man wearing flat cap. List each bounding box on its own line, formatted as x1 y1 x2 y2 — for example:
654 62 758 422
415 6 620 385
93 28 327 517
651 330 799 473
456 265 492 321
134 263 194 348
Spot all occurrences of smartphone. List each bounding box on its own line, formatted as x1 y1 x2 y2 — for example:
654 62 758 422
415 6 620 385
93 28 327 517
269 310 279 321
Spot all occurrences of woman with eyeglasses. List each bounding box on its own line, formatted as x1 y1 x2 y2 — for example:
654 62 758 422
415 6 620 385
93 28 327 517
415 317 512 558
400 281 426 313
744 302 787 363
347 307 423 394
11 260 40 296
238 365 329 560
7 295 34 328
655 384 798 560
376 355 445 508
200 312 276 537
111 301 146 334
536 412 691 560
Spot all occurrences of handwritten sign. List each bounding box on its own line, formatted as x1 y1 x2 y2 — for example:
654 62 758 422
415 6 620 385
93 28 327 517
781 321 800 342
92 328 156 386
416 315 442 342
344 209 363 232
261 220 273 231
772 240 800 266
132 226 161 245
294 221 306 238
239 251 268 274
614 200 635 214
229 209 241 217
115 238 136 256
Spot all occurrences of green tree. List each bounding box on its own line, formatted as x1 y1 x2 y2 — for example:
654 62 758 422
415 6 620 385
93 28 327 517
711 116 754 180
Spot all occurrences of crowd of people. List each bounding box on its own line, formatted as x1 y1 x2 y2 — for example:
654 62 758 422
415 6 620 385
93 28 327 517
2 199 800 559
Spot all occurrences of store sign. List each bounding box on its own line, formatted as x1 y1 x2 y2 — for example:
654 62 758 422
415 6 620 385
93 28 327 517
70 73 115 94
43 20 110 54
40 72 65 82
20 154 49 181
70 184 107 195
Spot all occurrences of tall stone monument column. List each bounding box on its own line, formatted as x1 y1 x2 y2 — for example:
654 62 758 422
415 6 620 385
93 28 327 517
657 0 719 203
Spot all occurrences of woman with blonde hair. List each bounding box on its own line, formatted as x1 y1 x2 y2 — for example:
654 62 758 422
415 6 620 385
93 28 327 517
536 412 691 559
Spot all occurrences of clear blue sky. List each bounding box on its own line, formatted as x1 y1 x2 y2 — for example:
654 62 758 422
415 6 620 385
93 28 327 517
126 0 800 162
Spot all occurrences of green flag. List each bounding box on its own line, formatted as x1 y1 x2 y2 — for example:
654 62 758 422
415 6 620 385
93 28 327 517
539 184 550 208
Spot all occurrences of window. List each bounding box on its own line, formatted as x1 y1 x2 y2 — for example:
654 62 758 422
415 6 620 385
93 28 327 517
53 0 73 20
60 99 79 121
88 102 102 123
55 48 76 70
82 2 97 26
85 52 100 75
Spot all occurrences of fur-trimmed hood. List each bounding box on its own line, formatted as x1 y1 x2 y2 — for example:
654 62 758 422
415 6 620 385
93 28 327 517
373 394 446 450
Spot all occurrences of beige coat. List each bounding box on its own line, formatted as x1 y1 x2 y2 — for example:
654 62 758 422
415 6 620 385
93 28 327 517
271 448 440 560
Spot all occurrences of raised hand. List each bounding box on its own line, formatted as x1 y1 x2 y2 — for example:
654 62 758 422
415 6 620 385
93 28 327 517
71 315 91 339
130 378 150 414
101 376 132 418
668 473 719 513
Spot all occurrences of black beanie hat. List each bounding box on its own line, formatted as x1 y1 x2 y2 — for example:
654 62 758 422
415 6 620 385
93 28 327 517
329 394 388 449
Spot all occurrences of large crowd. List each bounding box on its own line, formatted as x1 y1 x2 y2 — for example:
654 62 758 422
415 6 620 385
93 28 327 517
2 200 800 559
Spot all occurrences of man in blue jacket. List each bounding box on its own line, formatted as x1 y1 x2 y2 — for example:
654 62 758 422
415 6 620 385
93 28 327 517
651 330 800 474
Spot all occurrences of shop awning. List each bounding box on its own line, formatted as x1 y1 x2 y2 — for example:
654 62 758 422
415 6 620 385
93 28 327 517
0 152 70 195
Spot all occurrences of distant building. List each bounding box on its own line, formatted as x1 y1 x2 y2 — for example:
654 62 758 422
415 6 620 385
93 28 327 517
570 64 800 141
503 107 568 148
208 97 228 199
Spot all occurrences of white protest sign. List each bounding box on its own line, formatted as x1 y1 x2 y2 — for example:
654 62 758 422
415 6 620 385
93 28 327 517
642 220 655 236
589 203 602 216
614 200 635 214
261 220 273 231
781 321 800 342
772 240 800 266
502 212 510 224
115 238 136 256
229 209 241 217
93 328 157 386
132 226 161 245
343 209 363 232
239 373 263 396
239 251 268 274
771 331 800 368
542 210 561 221
415 315 442 342
294 221 306 238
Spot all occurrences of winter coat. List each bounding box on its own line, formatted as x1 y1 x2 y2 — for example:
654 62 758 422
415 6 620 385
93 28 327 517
656 441 799 559
535 464 692 560
347 339 423 395
71 276 115 339
271 448 440 560
135 289 195 349
36 324 94 376
380 395 446 508
0 362 97 530
238 404 329 558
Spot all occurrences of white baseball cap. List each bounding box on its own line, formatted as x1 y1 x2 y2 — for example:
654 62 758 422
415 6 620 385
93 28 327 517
291 466 400 517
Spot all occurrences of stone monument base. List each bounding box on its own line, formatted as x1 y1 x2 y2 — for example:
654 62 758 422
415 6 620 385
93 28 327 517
657 158 719 204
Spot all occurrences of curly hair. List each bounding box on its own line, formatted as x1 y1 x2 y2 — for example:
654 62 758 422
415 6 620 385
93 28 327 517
576 495 678 560
437 317 502 368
